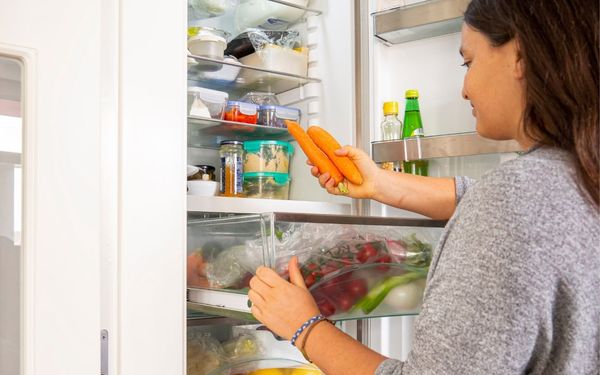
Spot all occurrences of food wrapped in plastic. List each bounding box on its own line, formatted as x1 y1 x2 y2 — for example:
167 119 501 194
235 29 308 79
205 244 264 289
222 332 263 362
234 0 309 32
187 331 227 375
189 0 237 18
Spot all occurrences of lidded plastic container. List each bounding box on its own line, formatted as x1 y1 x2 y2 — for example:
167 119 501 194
243 172 290 200
187 87 228 119
224 101 259 124
257 105 301 128
243 140 294 173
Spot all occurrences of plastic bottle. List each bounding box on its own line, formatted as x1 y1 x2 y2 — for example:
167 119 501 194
380 101 403 171
402 90 429 176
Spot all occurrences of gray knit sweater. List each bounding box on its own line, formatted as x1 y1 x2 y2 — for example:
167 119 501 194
376 147 600 375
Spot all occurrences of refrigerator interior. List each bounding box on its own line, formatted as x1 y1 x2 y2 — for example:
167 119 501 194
185 0 522 370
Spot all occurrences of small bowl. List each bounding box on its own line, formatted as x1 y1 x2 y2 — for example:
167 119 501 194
187 180 218 196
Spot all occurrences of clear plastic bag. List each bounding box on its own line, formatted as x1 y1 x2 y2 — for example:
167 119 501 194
187 331 226 375
189 0 238 18
222 332 263 362
205 244 264 288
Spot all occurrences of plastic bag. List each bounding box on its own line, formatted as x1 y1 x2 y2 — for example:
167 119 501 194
222 332 263 361
205 244 263 288
189 0 237 18
245 28 301 52
187 331 226 375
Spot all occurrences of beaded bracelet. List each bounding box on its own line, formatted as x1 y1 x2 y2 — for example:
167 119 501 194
290 314 326 347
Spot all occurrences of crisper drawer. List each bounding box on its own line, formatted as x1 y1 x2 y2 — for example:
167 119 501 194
187 213 446 321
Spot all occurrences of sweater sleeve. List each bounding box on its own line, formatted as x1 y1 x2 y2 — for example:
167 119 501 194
454 176 475 204
375 173 546 375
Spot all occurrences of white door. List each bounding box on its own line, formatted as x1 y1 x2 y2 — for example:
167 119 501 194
0 0 104 373
0 0 188 373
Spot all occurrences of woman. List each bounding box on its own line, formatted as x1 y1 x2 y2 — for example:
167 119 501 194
248 0 599 373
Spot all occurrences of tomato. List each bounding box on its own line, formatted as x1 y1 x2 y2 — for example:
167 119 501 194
346 278 368 298
307 262 319 271
304 273 316 288
320 262 338 276
333 294 354 312
317 299 336 317
356 243 378 263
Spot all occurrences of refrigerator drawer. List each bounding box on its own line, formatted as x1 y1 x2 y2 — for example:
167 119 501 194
187 212 445 321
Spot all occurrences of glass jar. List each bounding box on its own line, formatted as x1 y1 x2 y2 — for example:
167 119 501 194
219 140 245 197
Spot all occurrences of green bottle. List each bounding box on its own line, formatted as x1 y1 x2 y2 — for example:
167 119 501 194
402 89 429 176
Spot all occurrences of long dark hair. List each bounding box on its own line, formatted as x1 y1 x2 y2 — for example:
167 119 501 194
464 0 599 208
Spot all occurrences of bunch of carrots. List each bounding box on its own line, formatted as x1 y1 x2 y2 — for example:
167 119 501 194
284 120 363 194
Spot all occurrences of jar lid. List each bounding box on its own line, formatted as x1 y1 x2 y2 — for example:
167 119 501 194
259 105 301 120
243 172 290 184
243 140 294 155
220 140 244 146
226 101 258 115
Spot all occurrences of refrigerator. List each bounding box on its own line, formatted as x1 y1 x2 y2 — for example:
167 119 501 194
0 0 523 374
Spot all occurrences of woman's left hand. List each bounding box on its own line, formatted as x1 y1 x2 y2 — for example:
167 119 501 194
248 256 321 340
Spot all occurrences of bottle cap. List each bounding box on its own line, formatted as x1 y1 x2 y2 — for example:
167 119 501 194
405 89 419 99
383 101 399 115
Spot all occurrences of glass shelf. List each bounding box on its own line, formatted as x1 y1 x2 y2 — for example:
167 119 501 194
373 0 470 44
188 0 322 22
188 115 294 149
188 55 321 97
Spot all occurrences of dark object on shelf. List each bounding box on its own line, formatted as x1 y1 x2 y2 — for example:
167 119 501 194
225 30 301 59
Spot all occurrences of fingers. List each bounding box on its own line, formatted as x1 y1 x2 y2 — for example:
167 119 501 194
250 304 263 322
288 256 307 290
249 275 271 297
256 266 287 288
310 166 320 177
318 172 330 187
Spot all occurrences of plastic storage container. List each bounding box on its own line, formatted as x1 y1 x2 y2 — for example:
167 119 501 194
188 27 229 72
258 105 301 128
239 44 308 78
234 0 309 31
243 172 290 200
224 101 259 124
187 87 229 119
208 359 322 375
243 140 294 173
186 213 445 320
188 55 241 83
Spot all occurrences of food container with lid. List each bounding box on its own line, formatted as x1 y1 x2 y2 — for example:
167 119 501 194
188 27 229 71
243 172 290 200
243 140 294 173
187 87 228 119
239 44 308 79
257 105 301 128
188 56 241 83
223 101 259 124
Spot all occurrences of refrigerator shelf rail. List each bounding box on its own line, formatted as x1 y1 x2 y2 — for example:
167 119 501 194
371 131 524 163
187 196 352 215
188 115 294 149
373 0 471 44
188 54 321 97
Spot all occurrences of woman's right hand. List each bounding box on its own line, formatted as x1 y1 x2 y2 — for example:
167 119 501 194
309 146 381 199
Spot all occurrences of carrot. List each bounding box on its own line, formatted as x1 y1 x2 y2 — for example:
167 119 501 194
307 126 363 185
285 120 348 193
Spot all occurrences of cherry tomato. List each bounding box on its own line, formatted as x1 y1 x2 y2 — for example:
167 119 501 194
307 262 319 271
318 299 336 317
356 243 378 263
304 273 316 288
346 278 368 298
334 294 354 312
